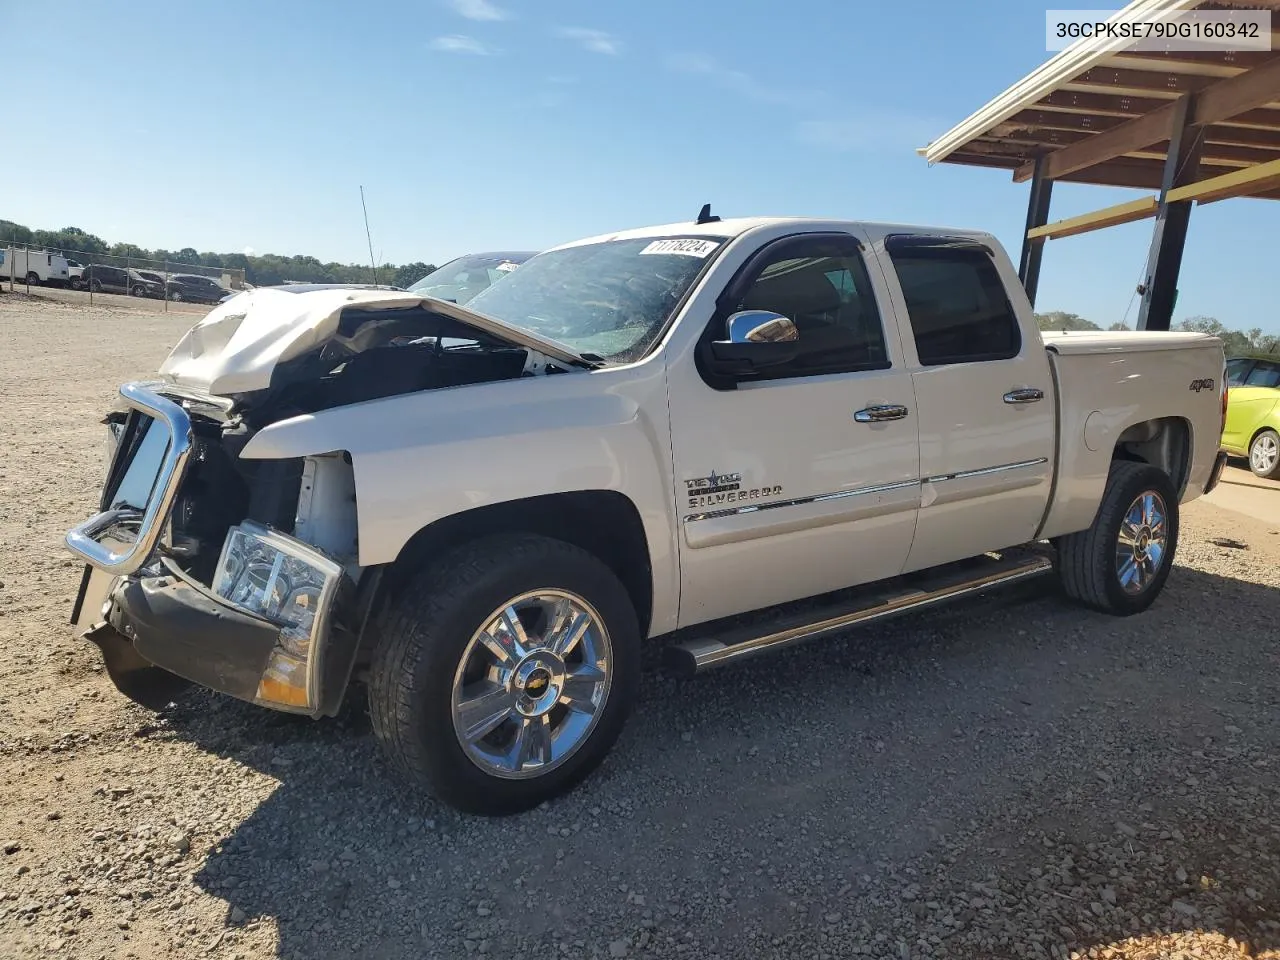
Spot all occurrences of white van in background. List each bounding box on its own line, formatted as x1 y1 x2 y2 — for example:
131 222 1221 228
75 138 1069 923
1 248 71 286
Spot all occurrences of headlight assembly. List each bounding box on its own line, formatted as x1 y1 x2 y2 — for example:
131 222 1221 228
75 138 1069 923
212 521 343 710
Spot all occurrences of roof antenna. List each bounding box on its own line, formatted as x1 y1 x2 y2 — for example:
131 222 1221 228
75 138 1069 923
695 202 720 225
360 185 380 287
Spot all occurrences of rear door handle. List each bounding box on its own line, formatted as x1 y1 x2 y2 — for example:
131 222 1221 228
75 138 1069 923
854 404 909 423
1003 388 1044 404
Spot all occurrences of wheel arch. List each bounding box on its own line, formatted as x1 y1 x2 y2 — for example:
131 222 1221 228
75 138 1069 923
1110 416 1192 497
1247 418 1280 453
371 490 654 640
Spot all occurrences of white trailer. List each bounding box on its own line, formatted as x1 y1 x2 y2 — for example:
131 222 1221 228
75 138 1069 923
2 248 71 286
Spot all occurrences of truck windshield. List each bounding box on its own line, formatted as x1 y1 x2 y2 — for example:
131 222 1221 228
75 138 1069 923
407 255 527 304
464 236 727 364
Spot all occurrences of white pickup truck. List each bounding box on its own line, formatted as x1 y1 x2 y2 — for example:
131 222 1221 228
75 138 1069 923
65 213 1229 815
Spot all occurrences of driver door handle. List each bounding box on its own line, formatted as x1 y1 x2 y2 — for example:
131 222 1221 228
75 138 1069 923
854 404 909 423
1003 388 1044 404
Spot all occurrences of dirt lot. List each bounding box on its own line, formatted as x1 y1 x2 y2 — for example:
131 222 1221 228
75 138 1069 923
2 290 1279 960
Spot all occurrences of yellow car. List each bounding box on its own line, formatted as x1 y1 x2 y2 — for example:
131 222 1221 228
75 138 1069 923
1223 357 1280 479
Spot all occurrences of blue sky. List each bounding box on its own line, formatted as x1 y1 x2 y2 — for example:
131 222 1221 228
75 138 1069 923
8 0 1276 333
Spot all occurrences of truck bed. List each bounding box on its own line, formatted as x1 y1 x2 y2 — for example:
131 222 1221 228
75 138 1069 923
1038 330 1224 540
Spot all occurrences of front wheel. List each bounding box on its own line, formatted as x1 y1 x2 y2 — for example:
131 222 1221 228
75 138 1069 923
1056 460 1179 615
368 534 640 815
1249 429 1280 480
25 271 39 286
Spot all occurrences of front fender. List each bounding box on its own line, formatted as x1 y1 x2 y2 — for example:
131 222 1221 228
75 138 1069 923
240 366 682 633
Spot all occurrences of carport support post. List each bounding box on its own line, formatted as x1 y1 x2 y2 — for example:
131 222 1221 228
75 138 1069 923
1018 156 1053 308
1137 94 1202 331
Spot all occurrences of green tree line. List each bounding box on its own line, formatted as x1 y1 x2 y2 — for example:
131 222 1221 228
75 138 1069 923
1 220 436 289
1035 310 1279 357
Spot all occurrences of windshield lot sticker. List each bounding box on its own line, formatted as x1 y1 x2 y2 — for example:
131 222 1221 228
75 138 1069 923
639 239 721 258
685 471 783 509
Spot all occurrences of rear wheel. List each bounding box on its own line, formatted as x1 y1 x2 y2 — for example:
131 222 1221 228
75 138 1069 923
368 534 640 815
1249 429 1280 480
25 271 39 286
1057 460 1179 615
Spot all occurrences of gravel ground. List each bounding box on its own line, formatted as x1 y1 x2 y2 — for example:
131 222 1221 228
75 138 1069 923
2 290 1279 960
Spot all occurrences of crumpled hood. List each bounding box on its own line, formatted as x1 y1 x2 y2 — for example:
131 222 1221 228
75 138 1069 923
158 286 585 395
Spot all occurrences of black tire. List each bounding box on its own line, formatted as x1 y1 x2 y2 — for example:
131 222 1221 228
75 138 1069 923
1248 429 1280 480
170 289 184 302
90 279 103 293
25 271 39 286
131 285 145 297
1056 460 1179 615
368 534 640 815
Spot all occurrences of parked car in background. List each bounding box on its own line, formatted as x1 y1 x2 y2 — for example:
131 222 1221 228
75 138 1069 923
1 248 70 286
406 250 537 304
134 271 167 297
86 265 165 298
1222 356 1280 479
166 273 233 304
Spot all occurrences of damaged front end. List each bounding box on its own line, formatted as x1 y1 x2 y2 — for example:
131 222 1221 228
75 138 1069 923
66 290 575 717
67 383 360 716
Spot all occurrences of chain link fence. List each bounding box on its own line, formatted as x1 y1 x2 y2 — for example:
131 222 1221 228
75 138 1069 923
2 242 247 310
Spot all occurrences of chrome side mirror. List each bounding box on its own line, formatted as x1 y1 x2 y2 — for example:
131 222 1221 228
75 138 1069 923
707 310 802 378
726 310 799 344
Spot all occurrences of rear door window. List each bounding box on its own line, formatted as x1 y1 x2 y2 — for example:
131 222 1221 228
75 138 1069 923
886 241 1021 366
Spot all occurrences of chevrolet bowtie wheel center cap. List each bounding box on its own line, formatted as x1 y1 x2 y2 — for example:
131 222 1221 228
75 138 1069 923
513 656 564 717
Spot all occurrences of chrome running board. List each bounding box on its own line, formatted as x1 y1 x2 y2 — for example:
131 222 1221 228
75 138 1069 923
664 546 1053 676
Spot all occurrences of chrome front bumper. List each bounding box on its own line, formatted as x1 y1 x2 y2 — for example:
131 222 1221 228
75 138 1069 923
64 382 194 577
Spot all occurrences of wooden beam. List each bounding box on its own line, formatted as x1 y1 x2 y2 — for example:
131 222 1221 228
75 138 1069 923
1034 91 1280 130
1164 156 1280 204
1054 158 1170 189
1012 99 1179 182
1002 110 1129 134
1114 49 1279 72
1193 55 1280 126
1212 107 1280 131
942 152 1022 170
1070 67 1213 96
1013 58 1280 183
1204 123 1280 151
1037 90 1177 118
1026 196 1159 240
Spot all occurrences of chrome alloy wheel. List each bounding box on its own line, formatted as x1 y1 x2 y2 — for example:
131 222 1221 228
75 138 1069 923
1115 491 1168 595
1251 433 1279 476
451 590 612 779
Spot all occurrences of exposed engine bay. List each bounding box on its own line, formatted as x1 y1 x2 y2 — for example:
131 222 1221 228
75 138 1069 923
142 301 580 582
229 306 557 427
